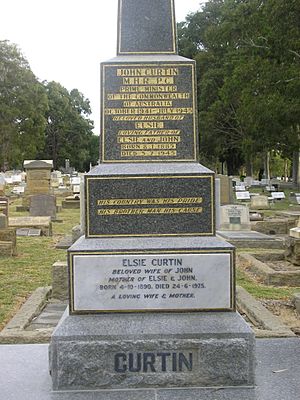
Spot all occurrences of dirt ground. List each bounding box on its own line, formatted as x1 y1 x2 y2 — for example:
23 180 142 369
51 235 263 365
261 299 300 335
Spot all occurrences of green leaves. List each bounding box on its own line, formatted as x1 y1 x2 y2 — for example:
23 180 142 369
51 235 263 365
0 41 97 171
0 40 48 169
42 81 95 171
178 0 300 174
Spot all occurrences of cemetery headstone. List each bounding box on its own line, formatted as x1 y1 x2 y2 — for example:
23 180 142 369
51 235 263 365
236 191 251 201
271 191 286 200
22 160 53 209
0 198 17 256
49 0 255 395
289 192 300 205
216 174 234 204
0 174 5 195
235 183 246 191
29 194 57 221
244 176 253 187
219 204 251 231
0 212 7 229
51 171 61 188
250 195 270 210
0 197 9 216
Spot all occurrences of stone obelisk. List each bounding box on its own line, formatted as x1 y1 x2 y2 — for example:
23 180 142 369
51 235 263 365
49 1 255 396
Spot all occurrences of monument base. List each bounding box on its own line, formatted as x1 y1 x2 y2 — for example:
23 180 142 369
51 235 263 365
49 310 255 391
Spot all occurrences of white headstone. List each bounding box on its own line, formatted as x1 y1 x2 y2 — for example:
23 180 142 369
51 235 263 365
219 204 251 231
271 192 285 200
71 177 81 185
236 191 251 201
235 184 246 192
244 177 253 187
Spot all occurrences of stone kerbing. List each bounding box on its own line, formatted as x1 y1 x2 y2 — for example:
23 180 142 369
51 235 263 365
0 286 52 344
237 252 300 286
237 286 295 337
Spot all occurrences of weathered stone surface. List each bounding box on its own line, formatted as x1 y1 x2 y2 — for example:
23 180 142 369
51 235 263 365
0 228 17 255
71 225 83 242
0 196 9 216
238 252 300 286
291 293 300 314
29 194 57 220
49 311 255 391
250 195 270 210
216 175 233 205
9 216 52 236
251 218 296 235
219 204 251 231
62 199 80 209
0 213 7 229
0 241 13 256
285 236 300 266
52 262 68 301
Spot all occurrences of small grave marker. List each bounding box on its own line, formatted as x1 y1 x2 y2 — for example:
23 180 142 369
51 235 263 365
236 191 251 200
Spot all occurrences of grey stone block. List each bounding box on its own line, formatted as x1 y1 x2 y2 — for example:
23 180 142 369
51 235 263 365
85 164 214 238
117 0 176 55
292 293 300 314
52 262 68 301
49 311 255 391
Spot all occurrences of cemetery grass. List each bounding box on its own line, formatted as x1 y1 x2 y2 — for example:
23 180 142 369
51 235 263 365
236 267 300 300
0 200 79 331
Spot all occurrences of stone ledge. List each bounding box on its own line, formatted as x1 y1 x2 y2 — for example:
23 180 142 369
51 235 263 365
236 286 295 337
237 252 300 286
0 286 52 344
49 311 255 391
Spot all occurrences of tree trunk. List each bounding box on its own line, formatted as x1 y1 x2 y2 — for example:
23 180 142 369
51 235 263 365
284 159 288 182
245 155 253 177
292 151 300 188
264 151 270 180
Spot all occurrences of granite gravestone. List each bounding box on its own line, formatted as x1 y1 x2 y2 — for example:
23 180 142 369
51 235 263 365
49 0 255 395
29 194 57 221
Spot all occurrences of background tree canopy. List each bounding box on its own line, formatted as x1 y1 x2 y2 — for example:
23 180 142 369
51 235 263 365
0 40 98 172
178 0 300 177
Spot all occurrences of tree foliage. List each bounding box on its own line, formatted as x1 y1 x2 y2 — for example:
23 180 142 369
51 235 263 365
0 41 48 169
178 0 300 175
40 82 95 171
0 40 98 171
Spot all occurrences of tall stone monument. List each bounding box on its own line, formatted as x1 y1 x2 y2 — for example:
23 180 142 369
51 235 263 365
49 0 255 396
21 160 53 210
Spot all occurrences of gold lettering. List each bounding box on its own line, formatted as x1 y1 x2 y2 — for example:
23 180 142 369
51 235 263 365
121 144 177 150
135 122 164 129
113 116 184 121
117 136 181 143
107 93 190 100
121 150 177 157
117 68 179 77
98 207 202 215
97 197 203 206
118 130 180 136
120 85 178 93
123 101 172 107
105 108 193 115
122 77 175 85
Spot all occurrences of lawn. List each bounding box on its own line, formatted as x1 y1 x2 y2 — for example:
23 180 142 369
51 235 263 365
0 199 80 330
